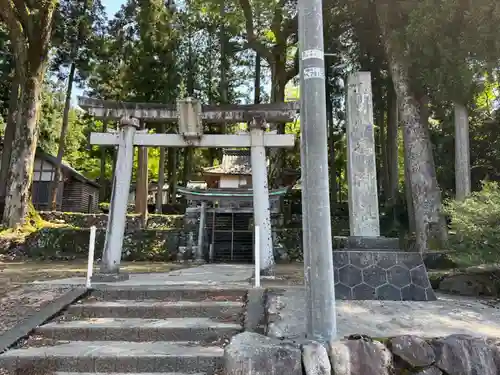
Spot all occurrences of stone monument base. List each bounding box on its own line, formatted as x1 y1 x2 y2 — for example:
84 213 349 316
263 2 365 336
333 236 436 301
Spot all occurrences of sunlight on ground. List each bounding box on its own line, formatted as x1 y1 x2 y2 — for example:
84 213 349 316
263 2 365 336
0 261 188 297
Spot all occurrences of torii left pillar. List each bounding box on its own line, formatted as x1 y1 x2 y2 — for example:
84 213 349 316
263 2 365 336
92 117 139 282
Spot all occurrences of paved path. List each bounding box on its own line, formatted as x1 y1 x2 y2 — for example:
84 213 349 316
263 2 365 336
267 287 500 339
34 264 254 287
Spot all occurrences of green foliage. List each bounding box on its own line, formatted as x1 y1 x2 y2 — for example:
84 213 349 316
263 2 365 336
444 182 500 266
37 80 94 173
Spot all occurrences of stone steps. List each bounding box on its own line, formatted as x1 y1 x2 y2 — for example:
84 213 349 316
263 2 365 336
55 373 206 375
68 300 243 319
91 286 247 301
0 341 223 373
0 286 247 374
37 317 242 342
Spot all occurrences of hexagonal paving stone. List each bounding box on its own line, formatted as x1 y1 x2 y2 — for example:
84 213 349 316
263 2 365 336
373 252 398 269
352 283 376 299
333 251 349 269
338 264 363 287
334 268 339 284
401 284 427 301
387 265 411 288
410 265 431 288
349 251 374 269
398 252 423 269
362 265 388 288
376 284 402 300
334 283 353 300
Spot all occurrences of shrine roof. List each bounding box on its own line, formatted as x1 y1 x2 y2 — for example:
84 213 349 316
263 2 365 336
203 149 253 176
176 186 290 201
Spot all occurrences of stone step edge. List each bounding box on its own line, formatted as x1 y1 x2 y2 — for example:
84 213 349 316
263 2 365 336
55 373 206 375
0 341 224 372
91 285 249 292
72 300 244 307
39 318 242 329
67 301 244 320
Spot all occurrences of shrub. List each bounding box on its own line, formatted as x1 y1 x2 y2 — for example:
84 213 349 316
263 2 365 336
444 181 500 266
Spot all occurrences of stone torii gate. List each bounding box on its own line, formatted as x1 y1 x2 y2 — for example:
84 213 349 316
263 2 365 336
79 96 297 281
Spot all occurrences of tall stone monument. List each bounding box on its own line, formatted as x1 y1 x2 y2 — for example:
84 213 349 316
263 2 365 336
346 72 380 237
334 71 436 302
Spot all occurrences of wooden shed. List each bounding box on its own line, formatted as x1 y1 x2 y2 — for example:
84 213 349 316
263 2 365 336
31 149 100 213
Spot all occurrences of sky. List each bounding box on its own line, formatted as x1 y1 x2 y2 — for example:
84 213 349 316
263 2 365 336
103 0 124 19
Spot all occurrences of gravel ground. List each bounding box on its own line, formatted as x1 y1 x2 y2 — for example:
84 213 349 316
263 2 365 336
0 284 72 336
0 261 188 338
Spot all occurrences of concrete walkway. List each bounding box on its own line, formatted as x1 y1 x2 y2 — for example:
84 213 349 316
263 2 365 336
267 287 500 339
34 264 254 286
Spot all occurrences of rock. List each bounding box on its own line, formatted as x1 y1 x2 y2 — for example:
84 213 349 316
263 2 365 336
224 331 302 375
390 335 435 367
302 341 331 375
432 334 498 375
244 288 265 333
414 367 443 375
438 273 497 297
329 338 392 375
423 253 458 270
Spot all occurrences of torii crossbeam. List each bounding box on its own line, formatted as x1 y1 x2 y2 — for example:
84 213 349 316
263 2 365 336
84 97 296 282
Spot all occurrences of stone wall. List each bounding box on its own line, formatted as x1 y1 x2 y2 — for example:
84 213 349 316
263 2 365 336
225 332 500 375
39 211 184 230
3 228 185 261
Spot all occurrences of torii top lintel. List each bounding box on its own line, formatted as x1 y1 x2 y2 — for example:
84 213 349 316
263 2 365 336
78 97 300 123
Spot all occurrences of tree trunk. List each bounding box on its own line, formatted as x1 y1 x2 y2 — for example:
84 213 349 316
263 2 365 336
377 2 447 252
156 123 166 213
403 131 416 234
254 53 261 104
269 65 287 188
49 61 76 211
389 60 447 251
0 72 20 208
326 67 337 207
99 120 108 202
3 75 42 228
386 81 399 204
454 102 471 201
135 121 148 225
374 72 388 200
218 0 228 161
168 147 177 204
182 148 192 186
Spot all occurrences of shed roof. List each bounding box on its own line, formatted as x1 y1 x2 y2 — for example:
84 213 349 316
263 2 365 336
36 149 100 189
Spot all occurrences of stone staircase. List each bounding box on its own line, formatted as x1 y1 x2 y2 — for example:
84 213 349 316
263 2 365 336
0 285 248 374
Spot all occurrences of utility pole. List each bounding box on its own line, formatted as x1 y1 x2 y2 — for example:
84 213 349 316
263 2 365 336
298 0 337 342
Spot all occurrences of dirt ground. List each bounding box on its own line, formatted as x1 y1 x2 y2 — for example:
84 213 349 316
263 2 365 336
0 261 188 336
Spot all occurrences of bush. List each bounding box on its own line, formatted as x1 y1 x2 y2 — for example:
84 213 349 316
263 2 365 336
444 181 500 266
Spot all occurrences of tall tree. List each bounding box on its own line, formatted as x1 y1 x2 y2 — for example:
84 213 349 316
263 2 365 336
374 0 448 252
49 0 105 210
0 0 58 228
